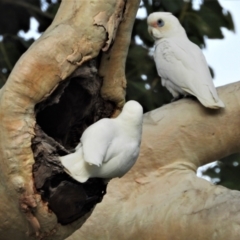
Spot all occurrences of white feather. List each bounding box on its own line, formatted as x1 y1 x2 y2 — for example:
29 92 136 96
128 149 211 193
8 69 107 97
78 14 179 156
60 146 91 183
60 100 143 183
148 12 225 109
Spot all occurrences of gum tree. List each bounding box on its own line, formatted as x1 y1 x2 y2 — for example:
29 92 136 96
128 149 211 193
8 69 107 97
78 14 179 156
0 0 239 240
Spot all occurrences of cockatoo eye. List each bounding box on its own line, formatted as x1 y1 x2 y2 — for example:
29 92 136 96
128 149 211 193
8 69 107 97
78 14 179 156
157 19 164 27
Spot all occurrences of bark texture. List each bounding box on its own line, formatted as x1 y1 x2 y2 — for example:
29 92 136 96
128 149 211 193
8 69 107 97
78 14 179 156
67 82 240 240
0 0 140 239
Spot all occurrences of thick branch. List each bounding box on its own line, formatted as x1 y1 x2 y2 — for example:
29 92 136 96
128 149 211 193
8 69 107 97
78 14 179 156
68 82 240 240
99 0 141 111
139 82 240 169
0 0 138 239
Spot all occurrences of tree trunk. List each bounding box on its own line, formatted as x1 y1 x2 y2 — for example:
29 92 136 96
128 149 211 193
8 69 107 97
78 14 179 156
67 82 240 240
0 0 140 239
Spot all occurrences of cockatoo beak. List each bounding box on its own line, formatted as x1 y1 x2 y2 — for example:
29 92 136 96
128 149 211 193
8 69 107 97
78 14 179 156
148 26 153 36
148 26 161 40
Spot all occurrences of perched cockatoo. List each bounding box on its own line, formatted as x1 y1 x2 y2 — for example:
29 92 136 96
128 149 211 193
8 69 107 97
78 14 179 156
147 12 225 109
60 100 143 183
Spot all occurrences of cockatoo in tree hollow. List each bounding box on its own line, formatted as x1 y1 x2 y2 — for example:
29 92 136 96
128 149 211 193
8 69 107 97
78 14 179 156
147 12 225 109
60 100 143 183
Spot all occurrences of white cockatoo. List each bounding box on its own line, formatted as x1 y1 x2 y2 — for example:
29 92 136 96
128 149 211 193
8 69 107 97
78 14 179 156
147 12 225 109
60 100 143 183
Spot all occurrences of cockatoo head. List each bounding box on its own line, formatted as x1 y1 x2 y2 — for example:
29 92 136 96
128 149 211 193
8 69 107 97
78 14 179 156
119 100 143 125
147 12 184 40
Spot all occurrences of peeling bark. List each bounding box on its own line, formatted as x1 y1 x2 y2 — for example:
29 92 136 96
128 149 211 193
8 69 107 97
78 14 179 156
0 0 140 239
100 0 141 112
67 82 240 240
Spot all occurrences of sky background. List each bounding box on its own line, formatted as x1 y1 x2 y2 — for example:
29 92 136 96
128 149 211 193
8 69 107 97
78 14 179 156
202 0 240 87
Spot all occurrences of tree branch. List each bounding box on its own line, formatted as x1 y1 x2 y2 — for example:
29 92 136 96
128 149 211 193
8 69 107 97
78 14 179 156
0 0 139 239
67 82 240 240
100 0 141 112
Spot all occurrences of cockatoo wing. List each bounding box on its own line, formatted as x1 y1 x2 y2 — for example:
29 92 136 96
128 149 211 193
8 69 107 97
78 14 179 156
81 118 117 167
59 146 90 183
154 39 224 108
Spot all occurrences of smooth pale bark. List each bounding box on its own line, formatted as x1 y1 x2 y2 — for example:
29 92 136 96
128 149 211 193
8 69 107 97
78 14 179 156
0 0 140 239
68 82 240 240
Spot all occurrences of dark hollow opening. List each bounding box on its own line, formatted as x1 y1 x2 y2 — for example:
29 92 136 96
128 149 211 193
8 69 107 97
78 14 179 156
31 59 114 225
